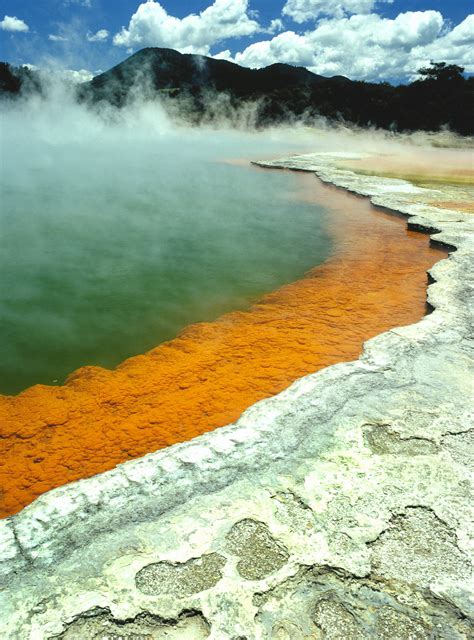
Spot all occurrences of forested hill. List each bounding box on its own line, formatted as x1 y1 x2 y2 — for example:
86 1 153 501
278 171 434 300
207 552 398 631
1 50 473 135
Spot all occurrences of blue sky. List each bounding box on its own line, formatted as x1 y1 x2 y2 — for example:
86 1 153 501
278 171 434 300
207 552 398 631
1 1 472 82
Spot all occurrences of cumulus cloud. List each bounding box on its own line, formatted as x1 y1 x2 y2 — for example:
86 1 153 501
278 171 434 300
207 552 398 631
213 49 234 61
235 31 313 69
59 68 94 83
282 0 391 23
20 63 94 83
227 10 472 82
448 14 474 46
113 0 261 55
87 29 109 42
411 14 474 77
0 15 29 33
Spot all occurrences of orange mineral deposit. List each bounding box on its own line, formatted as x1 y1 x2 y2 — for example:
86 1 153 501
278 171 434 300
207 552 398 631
0 172 447 517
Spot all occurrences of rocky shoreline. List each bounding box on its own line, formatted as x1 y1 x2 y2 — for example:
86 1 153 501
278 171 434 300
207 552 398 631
1 152 472 639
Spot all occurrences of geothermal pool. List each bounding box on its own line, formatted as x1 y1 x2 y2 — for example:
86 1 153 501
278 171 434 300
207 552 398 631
0 96 447 517
0 123 331 395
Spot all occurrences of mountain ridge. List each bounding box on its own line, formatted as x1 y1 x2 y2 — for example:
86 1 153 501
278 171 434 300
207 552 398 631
87 47 350 102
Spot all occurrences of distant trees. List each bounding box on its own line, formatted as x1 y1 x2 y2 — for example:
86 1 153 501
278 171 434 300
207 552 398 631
255 60 473 135
400 61 473 135
0 62 22 93
0 62 41 96
417 61 465 83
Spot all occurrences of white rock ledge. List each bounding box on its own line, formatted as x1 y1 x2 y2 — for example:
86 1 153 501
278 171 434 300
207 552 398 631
1 153 473 639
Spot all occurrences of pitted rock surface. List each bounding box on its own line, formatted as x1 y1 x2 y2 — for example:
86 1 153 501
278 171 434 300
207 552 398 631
51 610 210 639
374 607 432 640
135 553 226 597
254 567 471 639
225 519 289 580
370 507 470 586
363 425 438 455
272 492 317 532
312 599 365 639
0 152 472 639
442 429 474 468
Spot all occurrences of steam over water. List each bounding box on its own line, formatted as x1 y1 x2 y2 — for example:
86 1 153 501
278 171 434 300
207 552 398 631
0 91 332 394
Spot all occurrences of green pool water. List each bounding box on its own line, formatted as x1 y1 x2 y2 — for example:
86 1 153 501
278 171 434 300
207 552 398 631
0 103 332 395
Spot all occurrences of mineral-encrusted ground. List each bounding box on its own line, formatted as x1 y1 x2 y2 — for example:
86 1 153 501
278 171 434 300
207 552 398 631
0 152 473 639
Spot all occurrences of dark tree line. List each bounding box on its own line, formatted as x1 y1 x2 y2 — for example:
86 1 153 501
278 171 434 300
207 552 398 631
255 62 473 135
0 62 42 95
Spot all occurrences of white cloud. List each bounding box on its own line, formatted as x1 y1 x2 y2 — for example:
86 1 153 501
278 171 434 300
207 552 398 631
60 68 94 83
410 14 474 77
87 29 109 42
0 15 29 33
213 49 234 61
444 14 474 46
226 10 472 82
372 10 443 48
113 0 261 55
235 31 313 68
268 18 284 34
282 0 391 23
21 63 94 83
49 34 69 42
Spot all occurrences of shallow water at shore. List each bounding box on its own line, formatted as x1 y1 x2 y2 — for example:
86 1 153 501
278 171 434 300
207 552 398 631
0 167 446 517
